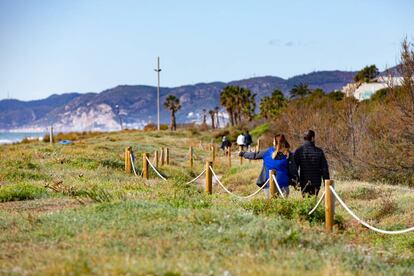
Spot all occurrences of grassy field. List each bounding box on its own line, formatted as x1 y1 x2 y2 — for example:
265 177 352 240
0 130 413 275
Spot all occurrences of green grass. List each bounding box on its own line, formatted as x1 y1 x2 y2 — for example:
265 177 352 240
0 183 48 202
0 130 413 275
250 122 269 138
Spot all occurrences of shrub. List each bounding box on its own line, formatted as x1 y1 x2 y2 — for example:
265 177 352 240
241 197 325 223
250 123 270 138
143 123 168 131
43 131 104 143
0 183 48 202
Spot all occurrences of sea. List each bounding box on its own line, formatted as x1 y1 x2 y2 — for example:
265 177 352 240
0 132 46 145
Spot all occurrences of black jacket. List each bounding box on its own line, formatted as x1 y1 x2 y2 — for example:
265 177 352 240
293 141 330 188
240 149 299 187
244 134 253 146
220 140 231 150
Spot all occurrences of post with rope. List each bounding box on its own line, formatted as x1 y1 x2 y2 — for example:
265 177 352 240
227 146 231 167
143 153 149 179
125 147 132 173
256 139 261 151
189 146 193 169
269 170 276 198
325 179 335 232
165 148 170 165
154 150 159 167
160 148 164 166
256 139 261 163
205 161 213 194
239 145 243 165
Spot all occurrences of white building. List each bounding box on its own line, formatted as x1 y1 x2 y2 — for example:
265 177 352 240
342 77 403 101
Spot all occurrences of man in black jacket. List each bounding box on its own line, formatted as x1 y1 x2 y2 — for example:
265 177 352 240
294 130 330 197
244 131 253 151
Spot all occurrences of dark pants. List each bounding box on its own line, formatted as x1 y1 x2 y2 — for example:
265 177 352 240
301 181 320 197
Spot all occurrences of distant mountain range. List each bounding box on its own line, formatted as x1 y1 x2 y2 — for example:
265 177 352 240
0 70 359 131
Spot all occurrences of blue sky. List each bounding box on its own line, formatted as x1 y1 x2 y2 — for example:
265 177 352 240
0 0 413 100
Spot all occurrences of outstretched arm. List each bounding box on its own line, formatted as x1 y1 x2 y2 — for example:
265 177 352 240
240 150 266 160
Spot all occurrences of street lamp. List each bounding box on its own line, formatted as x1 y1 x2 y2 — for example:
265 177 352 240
115 104 123 130
154 57 161 131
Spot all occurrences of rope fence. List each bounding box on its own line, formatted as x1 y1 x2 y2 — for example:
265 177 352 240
122 144 414 235
185 169 206 185
330 186 414 235
145 156 167 181
271 174 285 199
308 191 326 215
209 166 269 199
130 153 139 177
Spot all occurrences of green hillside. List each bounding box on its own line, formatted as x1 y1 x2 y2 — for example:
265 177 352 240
0 130 413 275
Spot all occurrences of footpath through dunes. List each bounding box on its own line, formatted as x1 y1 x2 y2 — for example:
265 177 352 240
0 129 413 275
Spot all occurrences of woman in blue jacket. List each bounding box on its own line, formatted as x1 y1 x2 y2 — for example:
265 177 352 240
239 134 298 197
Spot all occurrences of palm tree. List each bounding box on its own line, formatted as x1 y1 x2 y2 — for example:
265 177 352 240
240 88 256 121
289 83 311 99
208 110 215 129
220 86 236 126
260 89 286 119
214 106 220 128
220 85 256 125
164 95 181 131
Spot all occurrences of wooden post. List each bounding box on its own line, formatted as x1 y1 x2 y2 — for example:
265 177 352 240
125 147 132 173
211 144 216 164
143 153 149 179
124 147 128 172
269 170 276 198
160 148 164 166
165 148 169 165
189 146 193 169
227 146 231 167
49 125 54 144
154 150 159 167
325 180 335 232
256 139 261 151
239 145 243 165
205 161 213 194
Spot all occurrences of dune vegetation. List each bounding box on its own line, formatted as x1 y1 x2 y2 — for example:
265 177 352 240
0 129 413 275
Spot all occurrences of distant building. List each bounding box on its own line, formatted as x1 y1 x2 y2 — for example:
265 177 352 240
342 77 403 101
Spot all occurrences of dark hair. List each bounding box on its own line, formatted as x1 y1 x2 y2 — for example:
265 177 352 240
303 130 315 141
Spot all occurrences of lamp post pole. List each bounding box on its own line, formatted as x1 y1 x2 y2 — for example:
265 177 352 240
115 104 123 130
154 57 161 131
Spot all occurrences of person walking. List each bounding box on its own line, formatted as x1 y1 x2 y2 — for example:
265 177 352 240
220 136 232 155
294 130 330 197
244 130 253 151
236 133 246 151
239 134 298 198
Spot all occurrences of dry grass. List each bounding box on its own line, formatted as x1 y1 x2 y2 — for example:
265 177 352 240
0 130 413 275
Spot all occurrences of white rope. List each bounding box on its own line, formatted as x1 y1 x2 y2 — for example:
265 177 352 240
145 157 167 181
185 169 206 185
330 186 414 235
130 153 139 177
271 174 285 198
308 191 326 215
209 166 269 199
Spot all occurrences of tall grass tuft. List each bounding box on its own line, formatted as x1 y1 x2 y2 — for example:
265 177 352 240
0 183 48 202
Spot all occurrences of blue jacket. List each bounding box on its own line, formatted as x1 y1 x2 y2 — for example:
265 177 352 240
240 147 299 188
